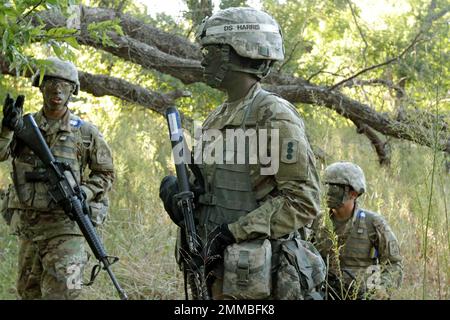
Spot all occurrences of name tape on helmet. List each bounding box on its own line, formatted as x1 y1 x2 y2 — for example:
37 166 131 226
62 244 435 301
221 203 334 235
205 24 279 35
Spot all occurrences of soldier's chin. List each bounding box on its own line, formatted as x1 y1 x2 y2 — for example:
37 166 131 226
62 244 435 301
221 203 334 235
45 101 65 111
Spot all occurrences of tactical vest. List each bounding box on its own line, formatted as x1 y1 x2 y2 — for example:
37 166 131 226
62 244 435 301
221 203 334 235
197 89 273 236
9 113 93 211
339 209 379 273
185 88 326 300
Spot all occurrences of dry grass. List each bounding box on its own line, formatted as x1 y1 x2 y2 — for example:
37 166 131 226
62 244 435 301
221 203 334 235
0 104 448 300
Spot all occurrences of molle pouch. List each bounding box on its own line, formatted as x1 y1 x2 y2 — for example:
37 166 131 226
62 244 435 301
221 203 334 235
88 197 109 227
0 188 12 225
273 239 325 300
12 160 35 206
223 239 272 299
272 239 303 299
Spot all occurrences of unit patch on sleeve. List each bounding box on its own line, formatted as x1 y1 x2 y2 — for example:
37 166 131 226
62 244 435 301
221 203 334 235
281 138 298 164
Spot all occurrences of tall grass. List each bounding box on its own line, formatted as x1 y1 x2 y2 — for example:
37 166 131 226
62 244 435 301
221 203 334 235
0 95 448 300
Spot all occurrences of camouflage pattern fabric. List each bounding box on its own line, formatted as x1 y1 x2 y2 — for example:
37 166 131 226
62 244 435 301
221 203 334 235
0 108 114 240
323 161 366 194
199 83 321 242
0 107 114 299
272 238 325 300
31 57 80 95
196 7 284 61
222 239 272 299
17 234 87 300
312 206 403 299
191 82 321 299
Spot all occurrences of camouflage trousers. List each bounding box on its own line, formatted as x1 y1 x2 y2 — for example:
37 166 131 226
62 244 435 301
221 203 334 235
17 234 88 300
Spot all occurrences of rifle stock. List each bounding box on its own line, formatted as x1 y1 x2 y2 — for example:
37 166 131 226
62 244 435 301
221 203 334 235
15 114 128 300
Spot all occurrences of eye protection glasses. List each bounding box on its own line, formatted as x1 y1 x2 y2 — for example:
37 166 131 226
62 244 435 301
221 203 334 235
200 45 223 58
43 78 74 91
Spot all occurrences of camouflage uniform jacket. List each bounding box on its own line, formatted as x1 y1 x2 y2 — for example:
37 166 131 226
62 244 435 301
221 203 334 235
312 205 403 295
196 82 321 242
0 108 114 241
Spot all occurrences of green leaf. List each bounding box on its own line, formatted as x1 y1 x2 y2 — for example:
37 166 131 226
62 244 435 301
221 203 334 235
2 28 8 54
65 36 80 49
38 63 46 86
51 41 62 57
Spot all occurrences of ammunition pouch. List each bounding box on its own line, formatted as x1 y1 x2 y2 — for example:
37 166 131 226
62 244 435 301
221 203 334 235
272 238 326 300
222 239 272 299
24 170 48 182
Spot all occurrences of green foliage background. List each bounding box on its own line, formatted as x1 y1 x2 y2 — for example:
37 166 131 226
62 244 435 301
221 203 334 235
0 0 448 299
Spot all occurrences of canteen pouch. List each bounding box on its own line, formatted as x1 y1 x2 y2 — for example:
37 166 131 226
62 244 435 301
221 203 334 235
223 239 272 299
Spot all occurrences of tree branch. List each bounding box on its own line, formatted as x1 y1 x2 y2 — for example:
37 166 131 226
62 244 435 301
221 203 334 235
343 78 406 98
352 120 391 166
329 31 423 91
17 0 44 24
1 5 447 155
346 0 368 66
0 56 190 115
277 40 302 72
329 0 450 91
265 84 449 153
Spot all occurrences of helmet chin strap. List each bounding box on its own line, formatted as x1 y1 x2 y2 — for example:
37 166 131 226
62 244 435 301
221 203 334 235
64 92 73 107
209 45 274 87
209 45 232 88
228 60 273 79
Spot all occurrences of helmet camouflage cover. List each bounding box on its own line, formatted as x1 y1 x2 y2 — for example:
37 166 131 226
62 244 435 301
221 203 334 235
196 7 284 61
324 162 366 194
31 57 80 95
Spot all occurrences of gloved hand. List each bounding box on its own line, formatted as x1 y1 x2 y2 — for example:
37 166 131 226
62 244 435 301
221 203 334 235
159 175 184 226
205 224 236 259
2 93 24 131
78 186 91 220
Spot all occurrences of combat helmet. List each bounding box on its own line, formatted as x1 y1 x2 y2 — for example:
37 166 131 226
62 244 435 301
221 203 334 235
31 57 80 95
324 162 366 194
196 7 284 79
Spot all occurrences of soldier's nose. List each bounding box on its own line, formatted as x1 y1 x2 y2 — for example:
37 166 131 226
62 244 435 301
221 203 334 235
54 84 63 93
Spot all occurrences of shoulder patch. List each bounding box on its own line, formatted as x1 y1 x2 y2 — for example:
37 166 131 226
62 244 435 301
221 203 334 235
96 146 112 165
69 118 84 129
358 210 366 219
281 138 298 163
389 241 400 257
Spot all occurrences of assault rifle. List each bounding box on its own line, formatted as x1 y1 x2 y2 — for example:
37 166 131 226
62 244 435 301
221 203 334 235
165 106 210 300
15 113 128 300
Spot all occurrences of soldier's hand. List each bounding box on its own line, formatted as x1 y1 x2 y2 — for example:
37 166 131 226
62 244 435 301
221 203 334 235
78 186 91 217
2 93 24 131
159 175 184 226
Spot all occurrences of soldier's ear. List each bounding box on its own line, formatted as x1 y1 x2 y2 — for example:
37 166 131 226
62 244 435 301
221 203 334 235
349 190 359 200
